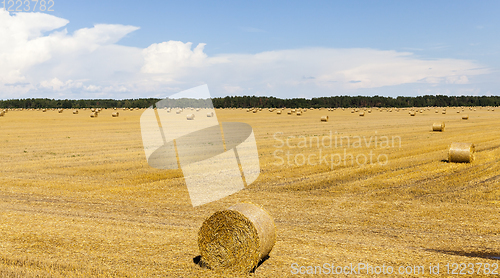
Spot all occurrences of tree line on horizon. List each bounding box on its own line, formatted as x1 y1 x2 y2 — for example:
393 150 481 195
1 95 499 109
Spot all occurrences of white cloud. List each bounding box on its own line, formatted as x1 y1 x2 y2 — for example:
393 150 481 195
0 10 493 99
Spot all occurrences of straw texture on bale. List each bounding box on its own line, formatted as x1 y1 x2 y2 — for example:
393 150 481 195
186 114 195 120
462 115 469 120
112 112 119 117
320 116 329 122
198 203 276 273
432 122 445 132
449 142 475 163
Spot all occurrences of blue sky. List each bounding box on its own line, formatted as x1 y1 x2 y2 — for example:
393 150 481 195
1 0 499 99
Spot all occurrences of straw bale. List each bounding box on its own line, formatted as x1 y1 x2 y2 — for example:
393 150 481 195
432 122 445 132
449 142 475 163
320 116 328 122
198 203 275 273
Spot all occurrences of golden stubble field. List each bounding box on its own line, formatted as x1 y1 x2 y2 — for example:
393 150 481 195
0 107 499 277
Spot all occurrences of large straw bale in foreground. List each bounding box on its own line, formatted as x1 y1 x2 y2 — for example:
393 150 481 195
432 122 445 132
198 203 276 273
449 142 475 163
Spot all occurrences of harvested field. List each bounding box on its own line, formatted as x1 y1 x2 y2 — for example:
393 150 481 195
0 107 499 277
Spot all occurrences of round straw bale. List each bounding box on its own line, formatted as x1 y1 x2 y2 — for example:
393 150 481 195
449 142 475 163
442 110 446 114
198 203 276 273
287 111 292 115
0 111 4 117
435 110 439 113
359 112 365 116
73 110 78 114
462 114 469 120
176 109 182 114
296 111 302 116
253 109 257 113
90 112 98 118
320 115 329 122
112 112 119 117
186 114 195 120
42 109 46 112
207 112 214 117
432 122 445 132
58 109 63 113
276 110 282 115
409 111 416 116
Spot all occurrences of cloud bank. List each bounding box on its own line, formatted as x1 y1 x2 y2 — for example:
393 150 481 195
0 10 491 99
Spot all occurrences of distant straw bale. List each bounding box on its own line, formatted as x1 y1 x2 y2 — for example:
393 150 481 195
432 122 445 132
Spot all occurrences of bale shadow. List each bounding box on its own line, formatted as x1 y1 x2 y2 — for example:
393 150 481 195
427 249 500 260
192 255 271 272
441 159 449 163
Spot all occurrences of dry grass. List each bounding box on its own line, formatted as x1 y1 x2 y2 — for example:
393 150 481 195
0 107 499 277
